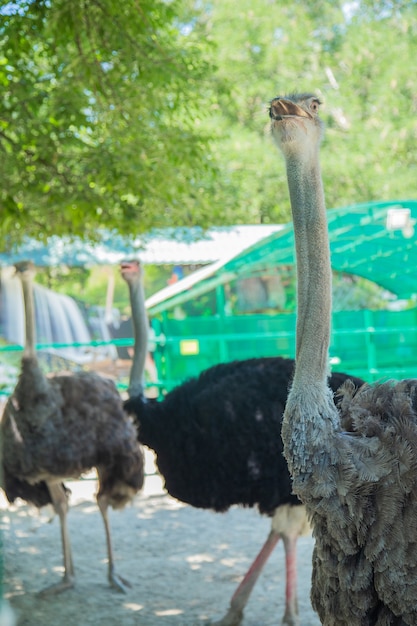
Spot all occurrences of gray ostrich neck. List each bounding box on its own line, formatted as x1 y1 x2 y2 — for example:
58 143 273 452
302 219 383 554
128 280 149 398
20 273 37 358
286 153 332 387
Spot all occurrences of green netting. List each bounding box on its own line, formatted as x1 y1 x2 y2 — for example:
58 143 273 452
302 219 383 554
148 200 417 317
153 307 417 389
147 200 417 388
225 199 417 300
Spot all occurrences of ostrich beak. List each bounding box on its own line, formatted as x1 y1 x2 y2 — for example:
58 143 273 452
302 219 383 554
269 98 312 121
121 260 141 271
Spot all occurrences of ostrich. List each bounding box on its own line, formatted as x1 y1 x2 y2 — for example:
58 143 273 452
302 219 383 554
1 261 144 596
270 93 417 624
120 261 364 625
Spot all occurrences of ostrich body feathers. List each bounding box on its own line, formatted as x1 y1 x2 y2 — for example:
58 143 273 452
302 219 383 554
124 356 363 516
2 357 144 510
308 380 417 625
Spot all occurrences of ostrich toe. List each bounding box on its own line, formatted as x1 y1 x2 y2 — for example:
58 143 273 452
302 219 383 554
37 574 75 597
108 567 132 593
210 607 243 626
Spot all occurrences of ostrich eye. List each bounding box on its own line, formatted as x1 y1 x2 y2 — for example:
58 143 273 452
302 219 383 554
309 99 320 113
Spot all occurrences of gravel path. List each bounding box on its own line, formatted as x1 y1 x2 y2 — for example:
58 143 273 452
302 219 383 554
2 453 321 626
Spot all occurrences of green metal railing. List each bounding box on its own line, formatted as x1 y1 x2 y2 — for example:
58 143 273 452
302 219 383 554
0 338 136 353
1 308 416 396
151 308 417 388
0 338 149 396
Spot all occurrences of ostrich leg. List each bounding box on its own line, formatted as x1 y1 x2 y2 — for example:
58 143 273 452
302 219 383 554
212 530 280 626
38 482 75 596
212 503 306 626
97 493 131 593
281 533 299 626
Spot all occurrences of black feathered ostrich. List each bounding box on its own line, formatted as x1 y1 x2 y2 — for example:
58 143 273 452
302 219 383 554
1 261 144 596
121 260 364 625
271 93 417 623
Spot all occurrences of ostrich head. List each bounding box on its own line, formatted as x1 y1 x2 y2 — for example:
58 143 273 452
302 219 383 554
14 260 36 279
120 259 142 283
269 93 323 157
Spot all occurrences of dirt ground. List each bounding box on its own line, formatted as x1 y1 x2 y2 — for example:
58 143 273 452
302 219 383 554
1 451 321 626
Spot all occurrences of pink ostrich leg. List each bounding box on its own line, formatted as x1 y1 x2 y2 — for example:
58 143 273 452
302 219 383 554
213 503 307 626
282 533 299 624
213 530 280 626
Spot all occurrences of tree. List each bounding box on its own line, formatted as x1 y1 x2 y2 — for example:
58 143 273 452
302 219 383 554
0 0 220 246
199 0 417 222
1 0 417 248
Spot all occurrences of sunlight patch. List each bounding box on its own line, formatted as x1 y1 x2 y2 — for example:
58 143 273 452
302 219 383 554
155 609 184 616
124 603 144 612
220 557 244 567
186 553 214 563
186 553 214 571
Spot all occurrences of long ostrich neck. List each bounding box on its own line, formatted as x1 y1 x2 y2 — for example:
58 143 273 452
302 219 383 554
128 278 149 398
20 273 37 359
281 148 339 482
286 152 331 387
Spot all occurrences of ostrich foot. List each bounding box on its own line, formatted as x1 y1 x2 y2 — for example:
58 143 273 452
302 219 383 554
210 606 243 626
282 608 300 626
38 575 75 597
109 568 132 593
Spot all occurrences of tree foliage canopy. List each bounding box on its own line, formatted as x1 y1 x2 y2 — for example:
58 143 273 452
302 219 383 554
1 0 416 248
204 0 417 223
0 0 219 244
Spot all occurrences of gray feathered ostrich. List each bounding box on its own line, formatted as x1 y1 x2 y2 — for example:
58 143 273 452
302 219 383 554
1 261 144 596
270 93 417 624
120 260 364 625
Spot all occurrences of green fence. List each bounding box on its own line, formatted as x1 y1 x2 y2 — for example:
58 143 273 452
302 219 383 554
1 308 416 396
152 308 417 389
